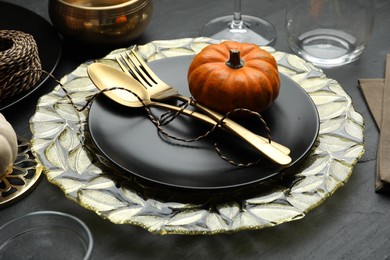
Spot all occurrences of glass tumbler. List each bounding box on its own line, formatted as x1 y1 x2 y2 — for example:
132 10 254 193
286 0 375 67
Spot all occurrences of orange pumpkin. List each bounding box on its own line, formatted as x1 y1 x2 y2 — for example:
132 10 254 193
187 41 280 115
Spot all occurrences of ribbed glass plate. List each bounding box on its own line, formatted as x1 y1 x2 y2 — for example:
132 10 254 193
30 37 364 235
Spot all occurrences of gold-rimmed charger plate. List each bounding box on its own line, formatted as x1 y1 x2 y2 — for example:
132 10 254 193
30 38 364 235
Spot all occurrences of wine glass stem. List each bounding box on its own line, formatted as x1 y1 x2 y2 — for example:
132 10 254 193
232 0 244 29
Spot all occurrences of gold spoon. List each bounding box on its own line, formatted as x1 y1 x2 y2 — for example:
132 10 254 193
87 63 292 165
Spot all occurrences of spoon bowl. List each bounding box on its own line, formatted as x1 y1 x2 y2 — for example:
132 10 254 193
88 63 149 108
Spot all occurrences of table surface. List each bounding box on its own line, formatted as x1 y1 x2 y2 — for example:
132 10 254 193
0 0 389 259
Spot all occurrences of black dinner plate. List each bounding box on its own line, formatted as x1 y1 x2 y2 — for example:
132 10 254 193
88 55 319 190
0 1 62 111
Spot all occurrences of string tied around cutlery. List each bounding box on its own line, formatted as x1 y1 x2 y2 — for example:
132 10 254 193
0 30 42 102
154 96 272 167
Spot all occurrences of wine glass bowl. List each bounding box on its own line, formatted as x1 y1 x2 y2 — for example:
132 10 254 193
201 0 276 45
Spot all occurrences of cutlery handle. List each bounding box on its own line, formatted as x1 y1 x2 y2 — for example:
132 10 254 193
174 96 290 155
152 99 292 165
193 103 292 165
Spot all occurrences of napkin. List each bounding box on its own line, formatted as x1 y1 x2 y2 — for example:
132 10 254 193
359 54 390 193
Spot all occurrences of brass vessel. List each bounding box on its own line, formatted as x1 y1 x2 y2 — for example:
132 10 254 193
48 0 153 46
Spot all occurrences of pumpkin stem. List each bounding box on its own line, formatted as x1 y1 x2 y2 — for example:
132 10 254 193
226 49 244 69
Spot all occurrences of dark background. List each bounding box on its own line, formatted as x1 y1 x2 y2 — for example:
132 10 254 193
0 0 389 259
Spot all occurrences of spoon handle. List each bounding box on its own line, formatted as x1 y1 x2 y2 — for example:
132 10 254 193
172 95 290 156
179 99 292 165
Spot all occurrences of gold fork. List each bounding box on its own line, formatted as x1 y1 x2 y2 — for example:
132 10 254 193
116 49 292 165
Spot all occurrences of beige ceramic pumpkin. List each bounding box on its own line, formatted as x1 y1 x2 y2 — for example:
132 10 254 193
0 113 18 175
188 41 280 114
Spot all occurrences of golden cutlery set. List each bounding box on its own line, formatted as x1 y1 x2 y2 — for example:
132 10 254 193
87 49 292 166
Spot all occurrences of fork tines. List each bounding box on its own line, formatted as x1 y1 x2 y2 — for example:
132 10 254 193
116 49 158 88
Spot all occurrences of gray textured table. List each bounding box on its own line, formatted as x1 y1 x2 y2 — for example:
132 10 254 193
0 0 388 259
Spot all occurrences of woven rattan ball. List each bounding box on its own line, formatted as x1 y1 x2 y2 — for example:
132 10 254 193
0 30 41 102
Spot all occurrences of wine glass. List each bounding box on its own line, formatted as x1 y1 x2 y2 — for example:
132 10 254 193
201 0 276 45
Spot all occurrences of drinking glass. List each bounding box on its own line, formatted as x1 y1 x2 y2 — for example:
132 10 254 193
202 0 276 45
286 0 375 67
